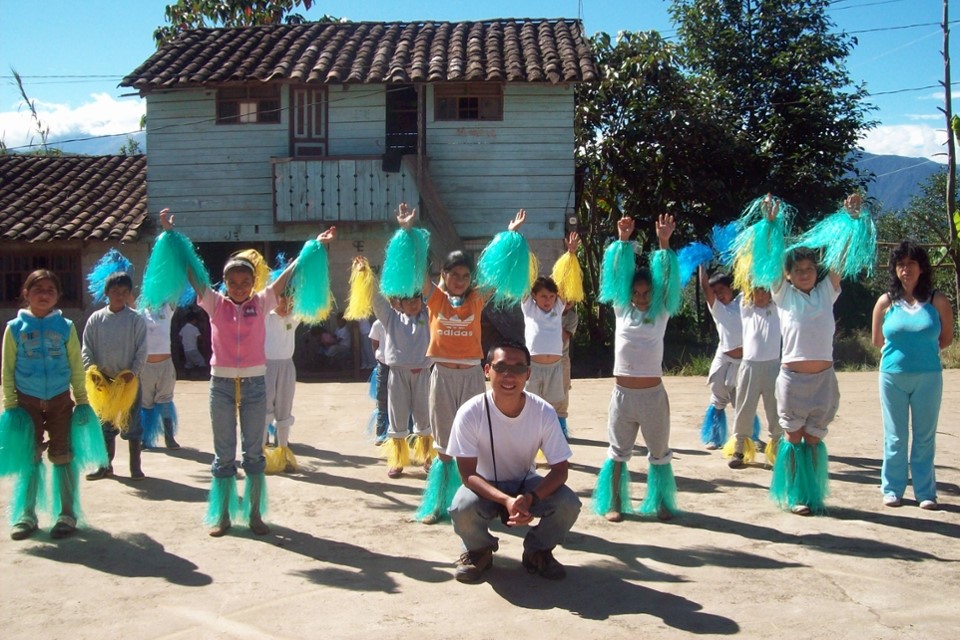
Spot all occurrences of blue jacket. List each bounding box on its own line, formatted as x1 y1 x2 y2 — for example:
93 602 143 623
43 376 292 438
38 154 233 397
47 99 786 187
2 309 86 406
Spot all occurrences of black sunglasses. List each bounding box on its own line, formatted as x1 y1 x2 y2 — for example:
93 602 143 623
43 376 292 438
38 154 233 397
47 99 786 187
490 362 530 375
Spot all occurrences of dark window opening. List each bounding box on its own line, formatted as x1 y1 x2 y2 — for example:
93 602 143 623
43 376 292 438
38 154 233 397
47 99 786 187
217 85 282 124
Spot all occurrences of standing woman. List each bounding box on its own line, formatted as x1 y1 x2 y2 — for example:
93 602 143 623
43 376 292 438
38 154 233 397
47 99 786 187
871 241 953 509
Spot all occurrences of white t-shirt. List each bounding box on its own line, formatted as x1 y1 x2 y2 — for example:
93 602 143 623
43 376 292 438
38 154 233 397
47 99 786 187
264 311 301 360
741 301 781 362
709 294 743 352
368 320 385 363
522 296 565 356
613 306 669 377
142 304 173 356
773 277 840 363
446 391 572 483
179 323 201 352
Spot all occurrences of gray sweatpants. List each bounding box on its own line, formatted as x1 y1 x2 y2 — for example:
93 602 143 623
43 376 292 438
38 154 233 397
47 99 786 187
775 366 839 440
527 360 565 407
265 358 297 432
387 366 430 438
140 358 176 408
734 359 782 441
607 383 672 464
429 364 486 453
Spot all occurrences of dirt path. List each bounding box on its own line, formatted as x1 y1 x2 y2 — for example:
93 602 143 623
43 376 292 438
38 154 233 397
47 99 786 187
2 371 958 639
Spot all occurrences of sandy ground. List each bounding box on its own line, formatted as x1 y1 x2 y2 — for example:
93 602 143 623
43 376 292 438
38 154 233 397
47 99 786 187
1 370 958 639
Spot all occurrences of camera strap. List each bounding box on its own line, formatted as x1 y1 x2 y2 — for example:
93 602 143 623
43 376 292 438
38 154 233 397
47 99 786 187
484 393 498 487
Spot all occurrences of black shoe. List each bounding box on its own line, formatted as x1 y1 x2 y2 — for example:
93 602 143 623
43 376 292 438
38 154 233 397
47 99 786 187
455 548 494 583
728 453 745 469
85 466 113 481
10 522 37 541
50 519 77 540
164 436 181 450
522 548 566 580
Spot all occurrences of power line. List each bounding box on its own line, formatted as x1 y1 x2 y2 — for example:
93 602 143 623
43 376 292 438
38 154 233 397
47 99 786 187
848 20 960 35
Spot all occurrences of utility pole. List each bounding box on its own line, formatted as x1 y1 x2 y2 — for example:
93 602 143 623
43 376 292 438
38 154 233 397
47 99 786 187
941 0 959 314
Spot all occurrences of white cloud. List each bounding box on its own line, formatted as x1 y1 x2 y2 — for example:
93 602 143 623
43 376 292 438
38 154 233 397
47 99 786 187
860 123 951 163
920 90 960 100
906 113 942 121
0 93 144 151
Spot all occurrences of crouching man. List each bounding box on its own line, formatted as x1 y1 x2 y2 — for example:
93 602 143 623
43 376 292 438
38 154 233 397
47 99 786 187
447 339 581 583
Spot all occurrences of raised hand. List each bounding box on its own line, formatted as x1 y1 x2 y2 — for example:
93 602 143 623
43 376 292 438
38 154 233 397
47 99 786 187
656 213 675 249
318 226 337 244
508 209 527 232
565 230 580 254
760 193 780 221
396 202 417 230
159 208 174 231
616 215 635 242
844 192 863 219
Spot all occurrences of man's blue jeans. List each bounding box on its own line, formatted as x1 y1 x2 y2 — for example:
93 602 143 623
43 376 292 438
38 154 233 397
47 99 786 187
209 376 266 477
449 476 581 553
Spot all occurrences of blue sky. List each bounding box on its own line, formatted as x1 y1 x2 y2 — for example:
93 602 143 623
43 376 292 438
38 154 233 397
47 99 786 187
1 0 956 159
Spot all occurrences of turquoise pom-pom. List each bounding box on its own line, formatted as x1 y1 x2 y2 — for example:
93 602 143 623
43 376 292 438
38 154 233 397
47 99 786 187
0 407 36 478
290 240 331 321
598 240 637 307
649 249 681 318
382 228 431 298
475 230 532 307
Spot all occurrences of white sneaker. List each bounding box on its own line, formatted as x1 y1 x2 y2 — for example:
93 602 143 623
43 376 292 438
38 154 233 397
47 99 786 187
919 500 939 511
882 495 901 507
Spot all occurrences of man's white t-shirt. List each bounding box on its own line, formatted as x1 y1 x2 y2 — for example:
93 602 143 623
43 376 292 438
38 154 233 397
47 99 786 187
709 294 743 352
446 391 572 483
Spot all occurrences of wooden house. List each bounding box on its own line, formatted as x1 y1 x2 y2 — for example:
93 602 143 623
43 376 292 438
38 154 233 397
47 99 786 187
120 18 598 300
0 154 149 326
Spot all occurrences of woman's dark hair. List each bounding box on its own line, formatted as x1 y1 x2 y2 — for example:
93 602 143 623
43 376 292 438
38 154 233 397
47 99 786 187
531 276 559 295
887 240 933 302
21 269 61 306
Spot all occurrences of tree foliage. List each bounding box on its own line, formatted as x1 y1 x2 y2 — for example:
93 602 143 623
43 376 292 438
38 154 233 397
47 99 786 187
154 0 335 46
574 2 876 344
670 0 875 219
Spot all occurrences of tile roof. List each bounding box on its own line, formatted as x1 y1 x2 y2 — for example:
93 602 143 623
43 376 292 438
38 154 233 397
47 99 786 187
122 18 598 91
0 155 147 243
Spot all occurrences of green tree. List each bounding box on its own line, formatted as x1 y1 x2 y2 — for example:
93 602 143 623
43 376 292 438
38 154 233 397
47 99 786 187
872 171 960 315
670 0 875 220
154 0 336 47
575 31 735 344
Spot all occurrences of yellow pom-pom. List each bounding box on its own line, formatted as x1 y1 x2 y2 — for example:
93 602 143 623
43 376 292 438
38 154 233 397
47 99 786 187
528 252 541 287
385 437 412 469
551 252 585 303
232 249 270 293
411 434 436 465
344 256 376 321
85 368 138 433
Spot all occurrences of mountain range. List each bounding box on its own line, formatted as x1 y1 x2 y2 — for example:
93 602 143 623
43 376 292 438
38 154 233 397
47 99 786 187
854 152 944 212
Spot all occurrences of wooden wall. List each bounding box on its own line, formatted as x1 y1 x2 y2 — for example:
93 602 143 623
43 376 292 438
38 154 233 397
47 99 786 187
144 83 575 245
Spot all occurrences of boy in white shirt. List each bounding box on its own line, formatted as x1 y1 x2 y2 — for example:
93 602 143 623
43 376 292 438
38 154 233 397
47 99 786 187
263 293 300 473
698 267 742 450
724 288 781 468
139 303 180 449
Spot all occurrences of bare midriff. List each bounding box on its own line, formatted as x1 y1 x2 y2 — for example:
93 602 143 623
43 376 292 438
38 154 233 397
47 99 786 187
436 362 474 370
532 354 562 364
616 375 662 389
147 354 172 363
783 360 832 374
724 347 743 359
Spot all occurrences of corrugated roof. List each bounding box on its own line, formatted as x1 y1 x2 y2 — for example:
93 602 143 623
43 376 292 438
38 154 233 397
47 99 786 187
121 18 598 91
0 155 147 243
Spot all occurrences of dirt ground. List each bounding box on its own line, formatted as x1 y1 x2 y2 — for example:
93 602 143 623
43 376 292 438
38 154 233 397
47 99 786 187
1 371 958 639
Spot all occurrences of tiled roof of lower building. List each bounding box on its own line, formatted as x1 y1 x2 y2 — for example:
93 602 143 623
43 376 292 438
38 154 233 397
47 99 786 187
0 155 147 243
122 18 598 90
